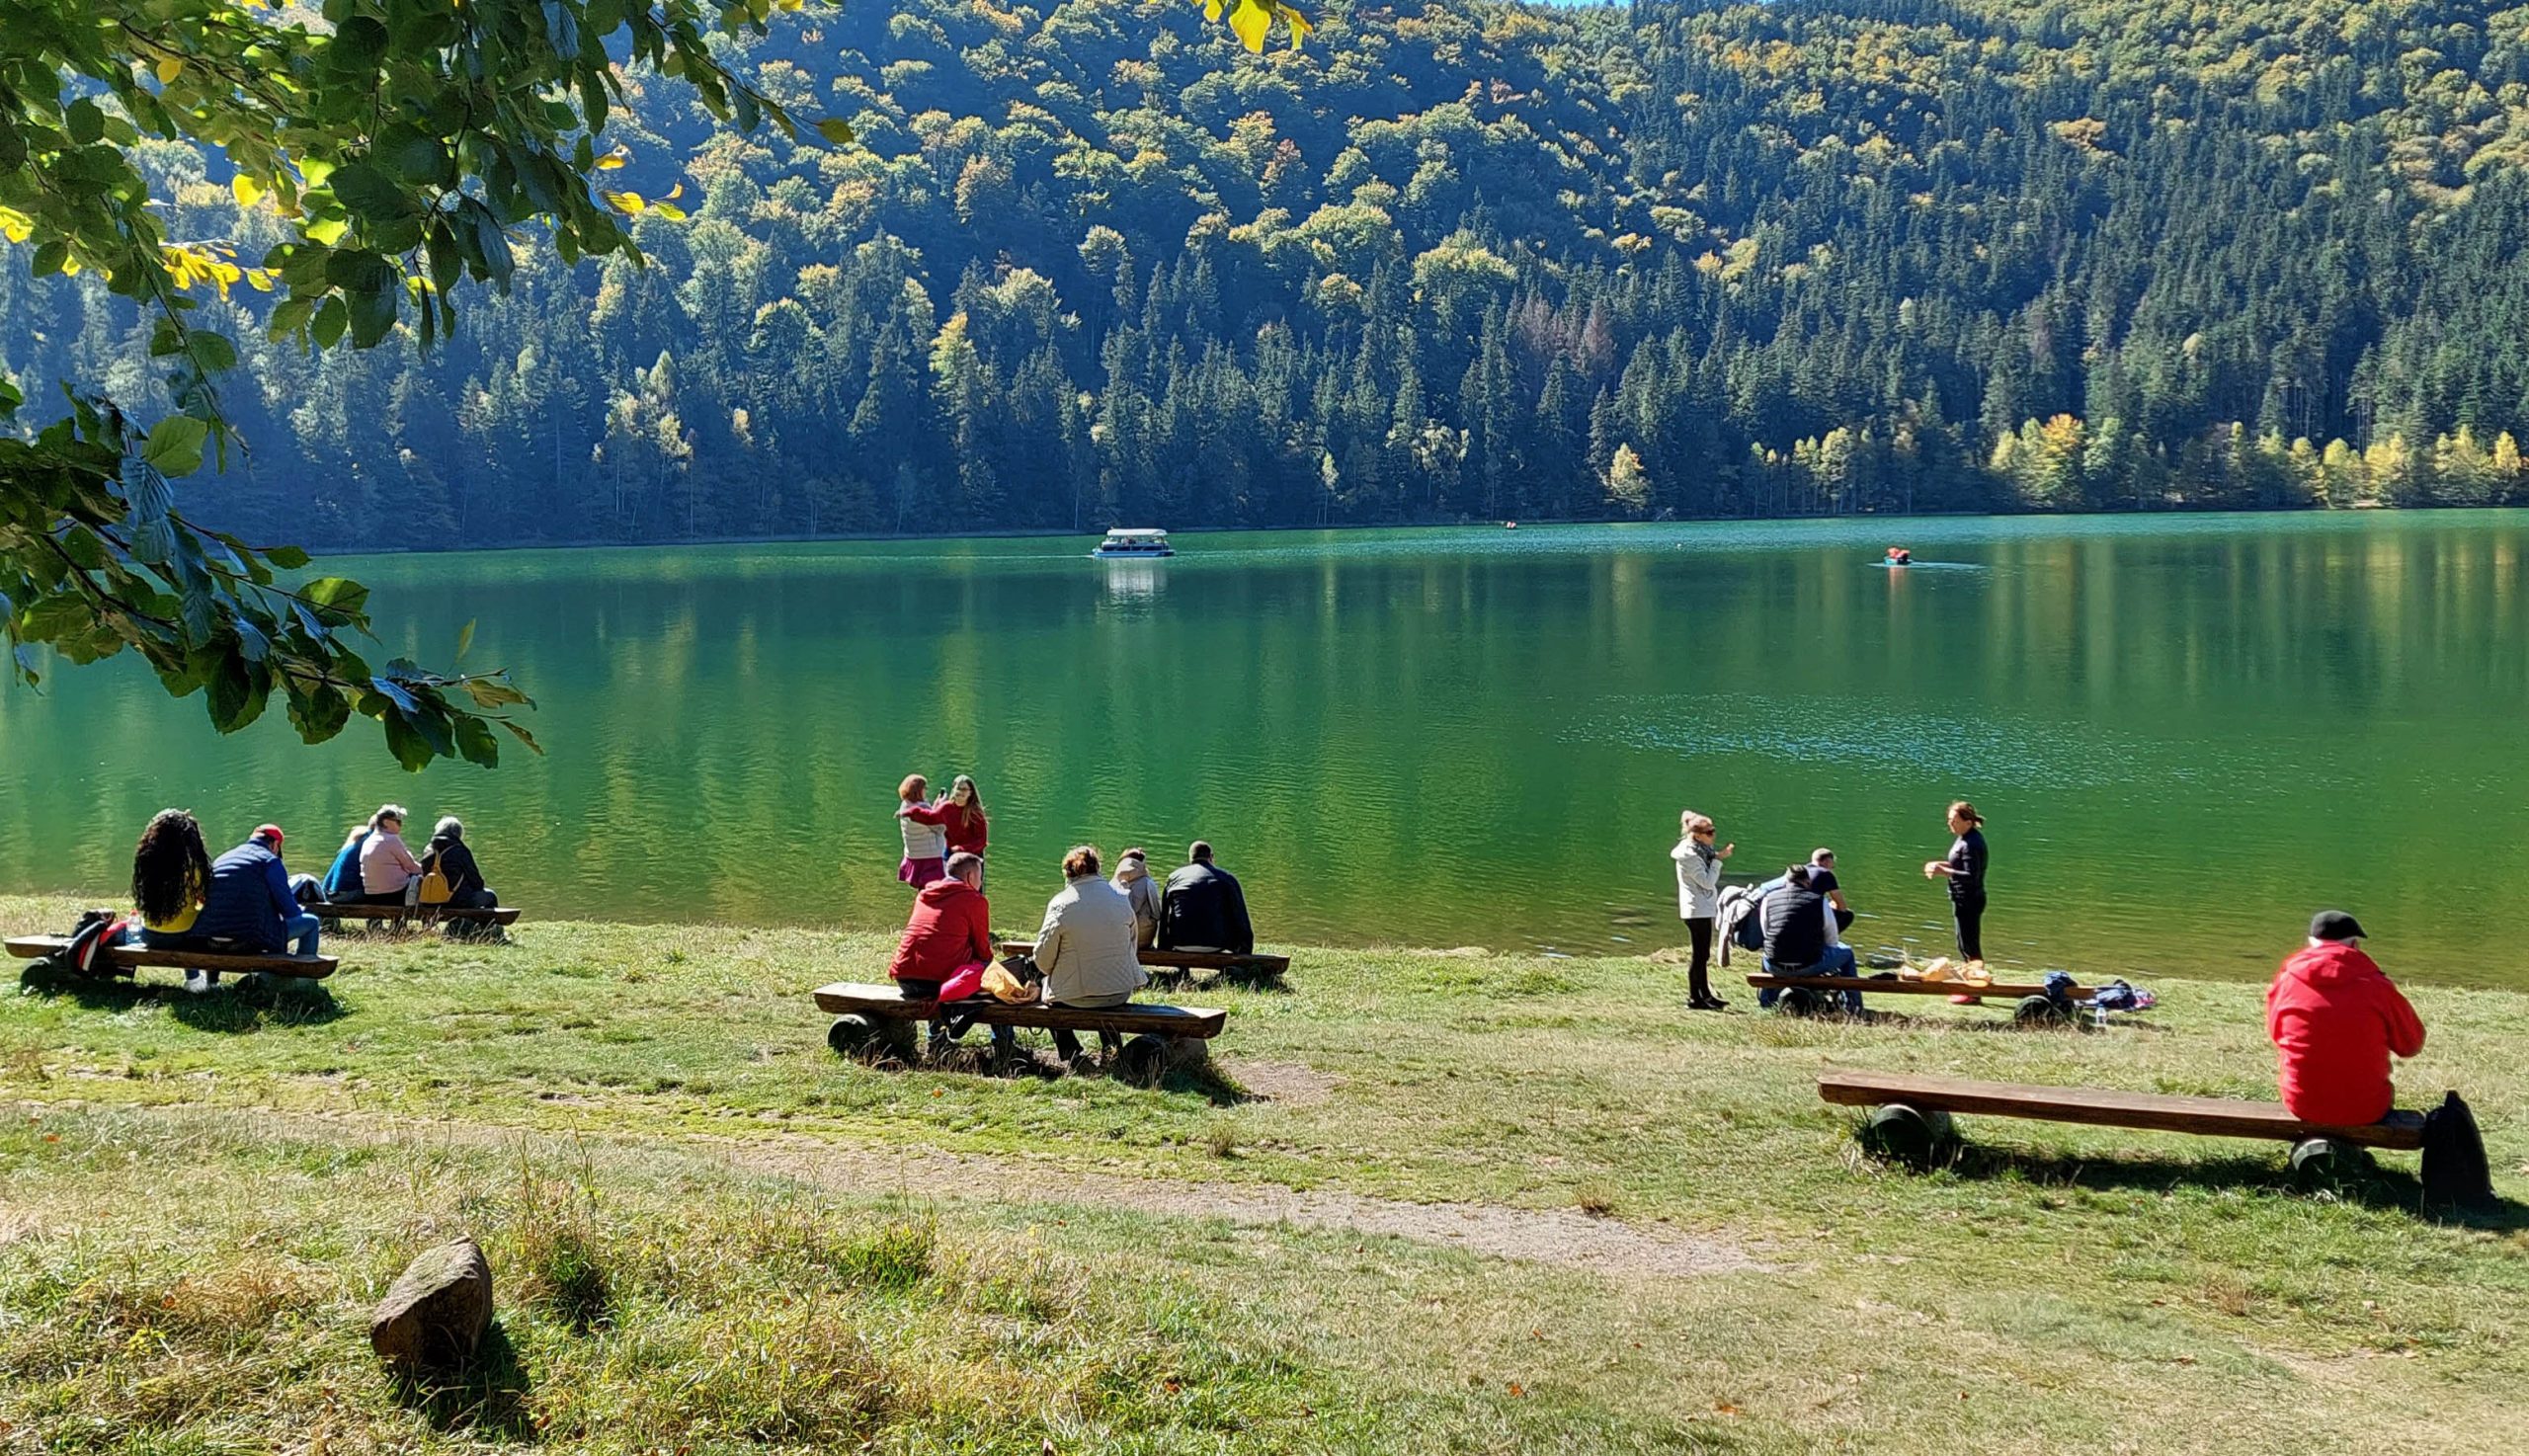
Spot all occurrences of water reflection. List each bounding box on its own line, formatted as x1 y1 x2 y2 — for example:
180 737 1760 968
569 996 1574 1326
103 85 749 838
1 514 2525 986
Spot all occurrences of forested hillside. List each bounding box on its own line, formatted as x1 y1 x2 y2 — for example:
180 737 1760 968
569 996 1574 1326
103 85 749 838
8 0 2529 547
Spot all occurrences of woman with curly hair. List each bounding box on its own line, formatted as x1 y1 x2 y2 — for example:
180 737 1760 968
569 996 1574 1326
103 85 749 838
129 808 212 948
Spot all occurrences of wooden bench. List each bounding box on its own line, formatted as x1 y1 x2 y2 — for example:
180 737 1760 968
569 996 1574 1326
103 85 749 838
1751 972 2098 1023
810 980 1225 1087
309 902 521 929
996 940 1288 988
7 934 338 982
1817 1067 2424 1175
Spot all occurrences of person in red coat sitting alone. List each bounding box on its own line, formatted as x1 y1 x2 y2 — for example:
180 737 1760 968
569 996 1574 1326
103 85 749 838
2267 910 2425 1126
888 851 1006 1058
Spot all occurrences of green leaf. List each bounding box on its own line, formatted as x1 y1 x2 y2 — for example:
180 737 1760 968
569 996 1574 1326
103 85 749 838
816 117 856 146
311 296 349 348
286 682 353 744
459 675 531 710
140 417 209 477
301 576 370 624
30 241 69 278
498 717 545 756
331 163 422 222
65 99 106 146
381 711 437 772
455 617 476 661
454 713 501 768
265 545 312 570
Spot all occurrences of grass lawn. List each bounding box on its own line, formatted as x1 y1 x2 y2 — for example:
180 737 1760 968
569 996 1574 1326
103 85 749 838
3 892 2525 1453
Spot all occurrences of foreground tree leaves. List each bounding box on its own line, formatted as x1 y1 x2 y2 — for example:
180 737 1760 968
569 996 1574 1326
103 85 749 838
0 0 1312 767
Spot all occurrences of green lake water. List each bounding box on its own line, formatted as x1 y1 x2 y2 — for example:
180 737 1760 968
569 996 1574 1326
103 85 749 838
3 513 2524 988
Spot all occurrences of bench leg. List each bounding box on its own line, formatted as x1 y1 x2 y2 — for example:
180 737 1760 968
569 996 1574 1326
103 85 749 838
1857 1102 1957 1170
2013 995 2074 1027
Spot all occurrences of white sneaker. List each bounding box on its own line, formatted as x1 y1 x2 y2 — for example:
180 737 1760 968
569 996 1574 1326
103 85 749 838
184 970 210 995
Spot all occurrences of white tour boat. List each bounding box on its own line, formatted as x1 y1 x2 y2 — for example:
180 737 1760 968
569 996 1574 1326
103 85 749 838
1091 527 1174 558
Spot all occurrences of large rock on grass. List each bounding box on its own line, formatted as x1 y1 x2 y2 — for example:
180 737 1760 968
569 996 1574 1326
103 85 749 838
370 1237 493 1373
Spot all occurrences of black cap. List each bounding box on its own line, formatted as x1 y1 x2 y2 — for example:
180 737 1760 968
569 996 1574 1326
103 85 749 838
2309 910 2367 942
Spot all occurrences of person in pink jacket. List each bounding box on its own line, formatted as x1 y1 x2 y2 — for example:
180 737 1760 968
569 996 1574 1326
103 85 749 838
355 804 425 904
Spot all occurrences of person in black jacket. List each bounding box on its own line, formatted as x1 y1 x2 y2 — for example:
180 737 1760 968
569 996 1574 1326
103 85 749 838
1158 841 1254 954
1922 800 1990 963
423 817 498 910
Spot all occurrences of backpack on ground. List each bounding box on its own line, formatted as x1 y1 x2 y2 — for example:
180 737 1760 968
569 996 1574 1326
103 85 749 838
321 832 369 901
2420 1092 2497 1214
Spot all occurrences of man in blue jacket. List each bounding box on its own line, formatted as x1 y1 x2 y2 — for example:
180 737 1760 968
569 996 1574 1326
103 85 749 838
191 824 320 990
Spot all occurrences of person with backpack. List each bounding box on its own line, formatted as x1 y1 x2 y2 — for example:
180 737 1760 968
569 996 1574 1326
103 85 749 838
1922 800 1990 964
422 817 497 910
1671 811 1734 1011
1759 864 1862 1014
2267 911 2425 1126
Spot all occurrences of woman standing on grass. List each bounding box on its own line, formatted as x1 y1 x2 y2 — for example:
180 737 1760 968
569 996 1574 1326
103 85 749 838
1672 811 1734 1010
896 774 953 890
941 775 988 886
1923 800 1990 964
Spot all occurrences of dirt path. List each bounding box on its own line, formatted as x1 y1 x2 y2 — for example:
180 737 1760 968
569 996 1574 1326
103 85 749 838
717 1138 1770 1278
17 1099 1769 1279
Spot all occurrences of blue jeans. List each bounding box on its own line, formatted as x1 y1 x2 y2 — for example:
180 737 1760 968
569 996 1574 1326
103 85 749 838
1760 944 1861 1012
282 912 321 958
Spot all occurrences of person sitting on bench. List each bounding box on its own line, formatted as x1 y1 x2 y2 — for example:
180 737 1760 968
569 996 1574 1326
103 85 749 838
1158 841 1254 955
191 824 320 992
422 817 499 910
2267 910 2425 1126
1808 848 1855 933
1113 848 1163 949
127 808 213 951
1758 864 1861 1013
889 851 1009 1058
1035 845 1147 1064
355 805 425 905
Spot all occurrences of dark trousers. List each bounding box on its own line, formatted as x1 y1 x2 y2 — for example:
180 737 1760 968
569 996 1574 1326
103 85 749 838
1683 917 1715 1002
1952 892 1987 962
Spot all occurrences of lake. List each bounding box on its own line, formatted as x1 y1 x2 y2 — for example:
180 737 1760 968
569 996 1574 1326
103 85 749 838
3 513 2523 988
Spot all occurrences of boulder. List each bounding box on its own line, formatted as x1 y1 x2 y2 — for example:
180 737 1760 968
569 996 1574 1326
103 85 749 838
370 1237 493 1373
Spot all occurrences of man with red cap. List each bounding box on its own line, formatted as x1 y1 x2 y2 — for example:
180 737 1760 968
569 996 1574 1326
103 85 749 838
2266 910 2426 1126
190 823 320 990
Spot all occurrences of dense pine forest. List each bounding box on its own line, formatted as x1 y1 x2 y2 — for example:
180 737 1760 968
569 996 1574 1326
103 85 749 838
7 0 2529 547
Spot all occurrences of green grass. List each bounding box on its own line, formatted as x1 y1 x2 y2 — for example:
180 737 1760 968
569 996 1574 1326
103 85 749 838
4 893 2527 1452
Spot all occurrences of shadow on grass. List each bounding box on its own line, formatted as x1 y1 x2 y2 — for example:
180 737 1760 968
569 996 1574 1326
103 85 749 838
1938 1143 2528 1228
393 1320 537 1439
17 965 346 1029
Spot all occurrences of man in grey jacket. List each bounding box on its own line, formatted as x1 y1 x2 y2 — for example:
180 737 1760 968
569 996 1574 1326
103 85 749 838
1033 844 1148 1062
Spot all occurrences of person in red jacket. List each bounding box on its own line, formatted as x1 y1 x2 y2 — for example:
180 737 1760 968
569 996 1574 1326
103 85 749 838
888 851 1005 1058
2266 910 2425 1126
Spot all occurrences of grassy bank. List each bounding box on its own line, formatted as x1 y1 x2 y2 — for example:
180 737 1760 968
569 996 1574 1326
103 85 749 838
4 892 2525 1453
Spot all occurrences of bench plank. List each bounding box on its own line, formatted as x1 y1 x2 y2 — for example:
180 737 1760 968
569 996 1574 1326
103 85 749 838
7 934 338 980
810 981 1225 1039
1818 1068 2425 1149
1751 973 2090 1000
996 942 1287 977
309 902 522 925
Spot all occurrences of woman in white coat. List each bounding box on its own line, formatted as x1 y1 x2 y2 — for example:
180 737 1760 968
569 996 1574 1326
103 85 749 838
1672 811 1734 1010
1034 845 1147 1063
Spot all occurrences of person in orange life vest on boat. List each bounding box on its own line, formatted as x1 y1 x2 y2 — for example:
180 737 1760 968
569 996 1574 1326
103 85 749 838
2267 911 2425 1126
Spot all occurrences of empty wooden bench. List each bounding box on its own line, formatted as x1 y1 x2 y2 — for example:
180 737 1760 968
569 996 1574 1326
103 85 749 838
8 934 338 983
1751 972 2097 1023
996 940 1288 988
1818 1066 2423 1175
811 980 1225 1087
309 902 521 929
